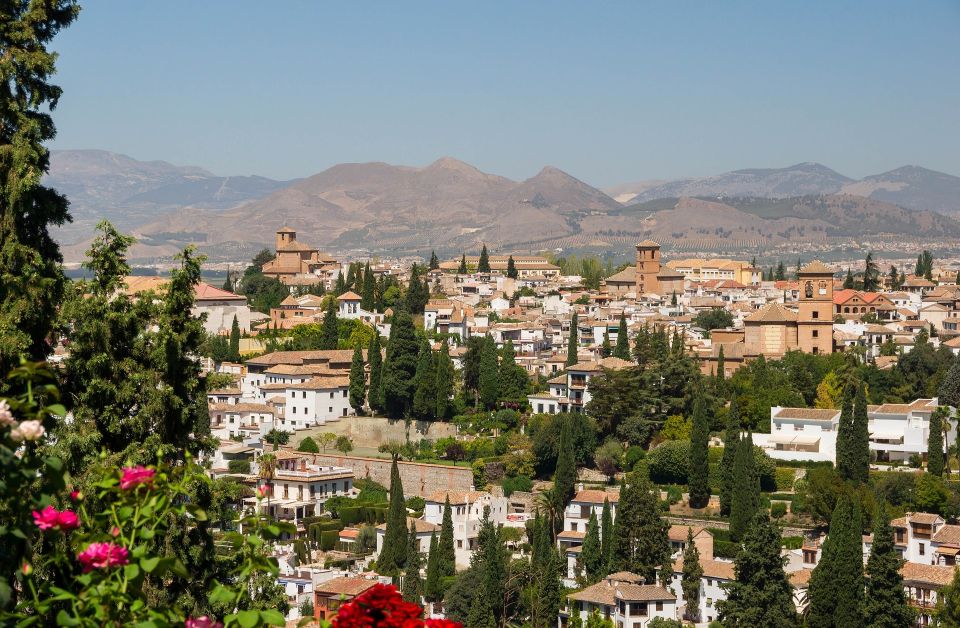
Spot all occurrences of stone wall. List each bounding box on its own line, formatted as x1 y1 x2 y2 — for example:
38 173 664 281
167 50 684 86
293 452 473 497
298 416 459 450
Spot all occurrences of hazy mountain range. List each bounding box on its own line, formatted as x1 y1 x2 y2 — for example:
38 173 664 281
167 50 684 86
47 150 960 263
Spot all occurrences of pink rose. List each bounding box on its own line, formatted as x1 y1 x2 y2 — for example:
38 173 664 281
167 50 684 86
32 505 60 530
0 399 13 426
256 485 271 499
77 542 129 573
21 562 32 576
70 490 82 501
120 465 155 490
185 617 224 628
11 420 45 442
57 510 81 531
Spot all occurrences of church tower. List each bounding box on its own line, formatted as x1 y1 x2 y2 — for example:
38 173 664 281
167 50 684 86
797 260 835 355
635 240 661 295
275 226 297 251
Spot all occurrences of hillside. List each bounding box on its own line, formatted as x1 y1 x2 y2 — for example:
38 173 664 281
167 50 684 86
840 166 960 215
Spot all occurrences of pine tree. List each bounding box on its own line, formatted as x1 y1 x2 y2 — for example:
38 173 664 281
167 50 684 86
367 334 383 413
717 513 798 627
729 432 759 542
567 312 579 366
429 251 440 271
928 407 946 477
320 297 339 350
851 382 871 483
424 532 441 602
334 270 346 295
553 415 578 522
807 494 864 628
600 497 613 575
688 387 711 508
889 265 900 290
600 328 611 358
479 335 499 410
435 339 454 419
506 255 518 279
349 344 366 414
228 315 241 362
412 339 437 420
681 528 704 622
939 354 960 408
438 497 456 577
498 340 528 401
401 521 423 602
864 503 914 628
836 383 856 481
719 397 742 516
361 262 375 311
478 244 491 273
469 507 506 625
0 1 78 376
581 511 601 582
378 457 408 575
613 313 630 360
611 469 671 585
457 254 468 274
381 310 419 419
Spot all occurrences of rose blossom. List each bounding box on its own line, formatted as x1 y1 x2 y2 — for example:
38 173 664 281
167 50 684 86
10 420 45 442
32 506 80 532
70 490 82 501
256 485 271 499
0 399 14 426
185 617 224 628
77 542 129 573
120 465 155 490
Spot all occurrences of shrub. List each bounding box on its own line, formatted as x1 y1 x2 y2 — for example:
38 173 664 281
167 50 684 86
298 436 320 453
873 471 917 507
782 536 804 550
648 440 690 484
405 496 425 514
355 478 388 502
770 502 788 519
472 459 487 488
625 446 646 470
714 539 739 559
502 475 533 497
774 467 796 491
666 485 683 505
227 458 251 474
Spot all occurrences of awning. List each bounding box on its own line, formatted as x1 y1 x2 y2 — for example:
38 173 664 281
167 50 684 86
870 432 904 443
767 433 821 446
936 547 960 556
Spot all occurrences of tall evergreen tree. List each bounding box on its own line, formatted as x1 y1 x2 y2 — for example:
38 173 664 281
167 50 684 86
367 334 383 413
319 297 339 350
863 251 880 291
428 250 440 270
716 345 726 387
610 469 671 585
938 353 960 408
553 415 578 523
613 313 630 360
457 254 468 274
438 497 456 578
498 340 528 401
719 397 742 516
835 383 856 482
928 406 946 477
936 569 960 626
468 507 506 625
717 513 798 627
506 255 518 279
378 457 408 575
864 502 914 628
424 532 441 602
435 339 454 419
405 263 429 314
688 387 711 509
889 265 901 290
0 0 79 376
381 310 419 418
844 268 855 289
361 262 375 311
412 339 437 420
529 513 563 628
334 270 346 295
807 494 864 628
729 432 759 542
567 312 579 366
401 521 423 602
580 511 602 582
681 528 704 622
600 328 611 358
479 335 500 410
228 315 241 362
478 244 491 273
851 382 871 483
600 497 613 574
349 344 366 414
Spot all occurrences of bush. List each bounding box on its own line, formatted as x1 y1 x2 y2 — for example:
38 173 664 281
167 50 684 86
502 475 533 497
773 459 834 469
625 446 646 470
707 447 724 463
714 539 739 559
355 478 388 502
405 496 425 514
648 440 690 484
782 536 803 549
227 458 250 474
775 467 796 491
665 485 683 505
909 454 923 469
319 530 338 551
872 471 917 507
770 502 788 519
298 436 320 453
472 459 487 488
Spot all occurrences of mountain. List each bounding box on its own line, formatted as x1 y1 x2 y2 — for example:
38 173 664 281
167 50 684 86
840 165 960 215
132 157 621 261
47 149 293 244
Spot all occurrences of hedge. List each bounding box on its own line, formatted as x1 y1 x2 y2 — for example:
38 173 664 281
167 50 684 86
319 530 339 551
714 540 739 559
774 468 796 492
782 536 804 549
774 459 833 469
650 441 777 490
340 504 388 526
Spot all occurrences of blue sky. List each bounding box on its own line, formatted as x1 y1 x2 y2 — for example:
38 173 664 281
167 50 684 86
49 1 960 186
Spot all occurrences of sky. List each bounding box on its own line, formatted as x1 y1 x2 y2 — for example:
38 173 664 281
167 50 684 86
49 1 960 187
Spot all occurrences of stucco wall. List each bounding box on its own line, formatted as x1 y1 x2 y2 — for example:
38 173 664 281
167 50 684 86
291 452 472 497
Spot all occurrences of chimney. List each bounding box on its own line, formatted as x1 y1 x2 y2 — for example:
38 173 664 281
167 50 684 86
576 483 584 493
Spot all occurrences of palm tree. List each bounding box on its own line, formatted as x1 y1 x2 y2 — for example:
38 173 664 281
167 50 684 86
259 453 277 516
535 488 561 538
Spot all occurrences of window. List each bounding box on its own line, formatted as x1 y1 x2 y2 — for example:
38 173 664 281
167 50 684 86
655 602 663 611
329 407 333 413
812 329 819 338
920 543 925 556
292 407 297 414
812 311 819 319
571 522 578 531
457 540 463 549
343 390 347 398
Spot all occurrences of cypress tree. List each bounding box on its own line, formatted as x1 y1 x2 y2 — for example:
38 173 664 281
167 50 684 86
479 335 499 410
361 262 375 311
553 415 577 521
348 344 366 414
412 339 437 420
581 511 601 582
401 521 423 603
928 407 946 477
478 244 491 273
633 324 654 369
566 312 579 366
610 469 671 585
530 514 563 627
836 383 856 481
228 315 241 361
467 507 505 626
936 569 960 626
719 397 742 516
716 345 726 386
498 340 528 401
457 254 467 274
688 387 711 509
717 513 798 627
319 297 339 350
938 353 960 408
429 251 440 271
600 497 613 574
381 310 419 419
345 262 357 289
378 457 408 575
681 528 704 622
334 270 346 295
807 494 864 628
729 431 759 542
506 255 518 279
613 313 630 360
851 382 871 483
864 502 914 628
434 339 454 419
600 328 611 357
438 497 456 577
367 334 383 413
424 532 440 602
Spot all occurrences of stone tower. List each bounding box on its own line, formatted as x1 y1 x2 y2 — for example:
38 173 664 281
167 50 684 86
797 260 835 355
635 240 661 295
275 226 296 251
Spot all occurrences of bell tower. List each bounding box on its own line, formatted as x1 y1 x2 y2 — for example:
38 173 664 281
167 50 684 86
275 226 296 251
635 240 661 295
797 261 835 355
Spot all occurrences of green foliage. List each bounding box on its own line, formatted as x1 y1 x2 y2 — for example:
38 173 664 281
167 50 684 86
936 566 960 626
239 273 290 314
729 433 760 543
693 307 734 334
688 387 711 508
567 312 579 366
502 475 532 496
913 473 951 515
478 245 491 274
770 502 788 518
648 440 691 484
660 414 692 441
807 494 864 628
335 435 354 454
402 520 424 602
412 338 438 420
681 528 704 622
580 512 602 582
552 414 578 516
864 502 914 628
227 458 251 474
928 407 946 476
435 340 455 419
610 469 671 586
377 458 408 575
349 344 366 414
719 398 741 516
528 412 597 477
367 334 383 413
297 436 319 453
438 498 456 579
938 353 960 408
774 467 796 491
613 313 631 360
381 310 420 419
479 336 500 410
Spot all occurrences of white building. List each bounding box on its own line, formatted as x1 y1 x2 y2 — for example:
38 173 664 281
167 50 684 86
192 282 268 334
560 572 677 628
527 357 634 415
374 517 440 557
423 490 507 568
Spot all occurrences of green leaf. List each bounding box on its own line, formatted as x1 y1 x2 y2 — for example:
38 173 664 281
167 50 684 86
140 556 160 573
0 577 9 608
259 609 286 625
117 506 134 520
208 583 235 605
46 404 67 417
138 528 155 540
236 610 260 628
124 563 141 580
43 456 64 472
55 610 81 626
